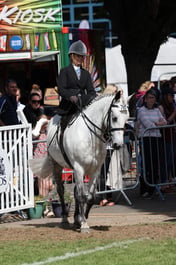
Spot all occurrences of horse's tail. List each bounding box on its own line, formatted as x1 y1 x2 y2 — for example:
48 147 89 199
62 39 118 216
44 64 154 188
29 156 54 178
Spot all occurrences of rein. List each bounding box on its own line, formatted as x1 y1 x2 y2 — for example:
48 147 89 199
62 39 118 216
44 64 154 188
80 101 126 143
81 112 107 143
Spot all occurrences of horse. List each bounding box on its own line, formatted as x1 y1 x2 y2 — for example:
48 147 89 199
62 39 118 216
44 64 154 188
30 91 129 232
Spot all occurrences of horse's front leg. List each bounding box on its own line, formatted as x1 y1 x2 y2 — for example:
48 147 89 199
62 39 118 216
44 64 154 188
53 165 69 225
74 183 89 233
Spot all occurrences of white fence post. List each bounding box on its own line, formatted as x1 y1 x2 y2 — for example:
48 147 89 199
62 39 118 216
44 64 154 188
0 122 34 214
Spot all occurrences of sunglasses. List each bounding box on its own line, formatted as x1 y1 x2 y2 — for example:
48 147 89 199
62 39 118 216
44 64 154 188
31 100 41 104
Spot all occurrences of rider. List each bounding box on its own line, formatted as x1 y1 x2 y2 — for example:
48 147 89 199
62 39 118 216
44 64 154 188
57 40 96 120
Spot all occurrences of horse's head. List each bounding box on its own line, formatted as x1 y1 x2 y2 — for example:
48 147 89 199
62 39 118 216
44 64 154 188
107 91 129 148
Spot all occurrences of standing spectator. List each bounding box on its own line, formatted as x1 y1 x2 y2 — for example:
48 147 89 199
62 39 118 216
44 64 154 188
23 93 48 195
0 79 19 126
128 80 155 118
169 76 176 104
137 88 167 198
99 87 130 206
159 83 176 187
32 114 53 196
16 87 25 112
16 87 25 122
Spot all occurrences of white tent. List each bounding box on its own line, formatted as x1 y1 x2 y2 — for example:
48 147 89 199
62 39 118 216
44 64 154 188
105 37 176 93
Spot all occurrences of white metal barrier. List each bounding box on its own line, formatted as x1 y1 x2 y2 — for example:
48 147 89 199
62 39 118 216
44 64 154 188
0 122 34 214
140 123 176 200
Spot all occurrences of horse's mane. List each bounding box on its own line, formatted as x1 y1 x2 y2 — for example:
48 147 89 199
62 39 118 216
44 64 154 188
83 93 114 110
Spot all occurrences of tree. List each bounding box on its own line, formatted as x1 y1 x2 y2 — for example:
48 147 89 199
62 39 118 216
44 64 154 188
104 0 176 95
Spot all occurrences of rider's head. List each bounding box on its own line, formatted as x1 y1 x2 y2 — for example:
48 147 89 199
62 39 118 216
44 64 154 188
68 40 87 67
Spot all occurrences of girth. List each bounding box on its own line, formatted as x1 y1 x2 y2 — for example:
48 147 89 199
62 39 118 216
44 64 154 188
58 113 79 169
59 114 73 169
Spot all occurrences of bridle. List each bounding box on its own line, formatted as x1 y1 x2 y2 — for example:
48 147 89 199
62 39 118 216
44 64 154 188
81 100 128 143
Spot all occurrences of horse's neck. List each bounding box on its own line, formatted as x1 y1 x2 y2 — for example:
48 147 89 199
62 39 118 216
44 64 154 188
84 96 113 127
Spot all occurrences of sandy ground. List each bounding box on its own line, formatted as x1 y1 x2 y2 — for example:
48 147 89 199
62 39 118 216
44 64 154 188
1 194 176 242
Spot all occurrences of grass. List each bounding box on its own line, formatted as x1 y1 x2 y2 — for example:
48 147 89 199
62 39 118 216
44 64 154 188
1 237 176 265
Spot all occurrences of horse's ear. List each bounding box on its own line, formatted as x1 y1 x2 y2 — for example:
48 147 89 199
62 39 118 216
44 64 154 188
114 91 121 102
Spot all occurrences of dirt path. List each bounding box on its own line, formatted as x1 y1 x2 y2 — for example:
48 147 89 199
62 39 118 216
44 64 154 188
1 209 176 242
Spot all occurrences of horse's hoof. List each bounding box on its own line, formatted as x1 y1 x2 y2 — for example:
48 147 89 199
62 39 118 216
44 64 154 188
61 216 69 226
80 227 90 233
80 223 90 233
60 220 70 228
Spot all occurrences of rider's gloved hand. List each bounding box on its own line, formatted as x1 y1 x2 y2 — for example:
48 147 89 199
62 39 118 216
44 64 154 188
69 95 78 104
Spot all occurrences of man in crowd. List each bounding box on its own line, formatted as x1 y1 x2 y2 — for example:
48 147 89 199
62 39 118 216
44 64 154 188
0 79 19 126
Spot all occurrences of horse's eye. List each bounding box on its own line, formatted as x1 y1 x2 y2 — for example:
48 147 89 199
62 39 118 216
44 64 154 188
112 117 117 123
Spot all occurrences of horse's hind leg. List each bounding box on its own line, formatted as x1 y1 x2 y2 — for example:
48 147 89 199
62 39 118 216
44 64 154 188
53 164 69 225
73 186 81 228
74 180 89 233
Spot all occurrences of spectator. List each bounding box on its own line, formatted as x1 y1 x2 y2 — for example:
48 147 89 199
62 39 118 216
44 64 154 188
137 88 167 199
128 80 155 118
159 83 176 188
0 79 19 126
16 87 25 112
32 114 53 196
30 83 42 100
103 84 118 94
16 87 25 122
23 93 44 129
169 76 176 104
99 87 130 206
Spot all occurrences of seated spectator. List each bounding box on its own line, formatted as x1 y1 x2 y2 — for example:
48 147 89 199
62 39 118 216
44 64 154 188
23 93 45 129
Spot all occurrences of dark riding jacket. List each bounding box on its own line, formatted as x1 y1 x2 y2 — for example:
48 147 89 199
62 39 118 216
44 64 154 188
57 64 96 115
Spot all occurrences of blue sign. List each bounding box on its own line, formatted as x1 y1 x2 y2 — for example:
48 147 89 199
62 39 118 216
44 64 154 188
10 36 23 50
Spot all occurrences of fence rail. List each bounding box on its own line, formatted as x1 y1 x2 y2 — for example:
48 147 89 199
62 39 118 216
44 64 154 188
0 123 34 214
140 123 176 200
2 121 174 215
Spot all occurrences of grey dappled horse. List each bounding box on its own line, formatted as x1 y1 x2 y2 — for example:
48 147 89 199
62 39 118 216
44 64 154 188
30 92 129 232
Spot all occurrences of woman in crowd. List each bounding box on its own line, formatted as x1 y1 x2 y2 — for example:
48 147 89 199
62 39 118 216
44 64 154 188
137 88 167 198
159 82 176 188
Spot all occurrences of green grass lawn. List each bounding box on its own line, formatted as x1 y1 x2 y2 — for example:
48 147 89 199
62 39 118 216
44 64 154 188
1 237 176 265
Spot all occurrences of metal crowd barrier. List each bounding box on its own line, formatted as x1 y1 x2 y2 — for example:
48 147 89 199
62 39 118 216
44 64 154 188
96 129 139 205
140 123 176 200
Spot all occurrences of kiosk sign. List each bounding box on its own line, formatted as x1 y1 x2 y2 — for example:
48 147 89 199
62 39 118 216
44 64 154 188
0 149 10 193
0 0 62 28
0 0 63 53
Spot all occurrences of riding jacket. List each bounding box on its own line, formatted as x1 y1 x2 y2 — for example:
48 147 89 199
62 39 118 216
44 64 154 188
57 64 96 115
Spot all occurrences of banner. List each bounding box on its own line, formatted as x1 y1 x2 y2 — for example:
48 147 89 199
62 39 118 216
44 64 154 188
0 0 62 53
